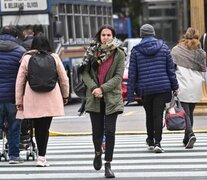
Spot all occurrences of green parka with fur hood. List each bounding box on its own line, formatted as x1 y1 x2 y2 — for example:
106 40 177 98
82 47 125 115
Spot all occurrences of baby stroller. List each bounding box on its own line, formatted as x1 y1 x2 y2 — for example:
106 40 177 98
0 118 37 161
20 119 37 160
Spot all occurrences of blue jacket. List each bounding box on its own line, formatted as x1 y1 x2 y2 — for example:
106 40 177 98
127 37 178 101
0 34 26 103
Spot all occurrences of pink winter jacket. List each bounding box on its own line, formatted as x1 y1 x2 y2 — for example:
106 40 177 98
15 52 69 119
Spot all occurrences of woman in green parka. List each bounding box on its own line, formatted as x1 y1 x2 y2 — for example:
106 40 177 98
82 24 125 178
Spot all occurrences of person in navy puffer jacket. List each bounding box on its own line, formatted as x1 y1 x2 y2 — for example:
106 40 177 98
0 25 26 164
127 24 179 153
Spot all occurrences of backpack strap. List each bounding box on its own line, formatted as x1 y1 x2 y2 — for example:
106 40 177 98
23 50 37 57
24 50 52 56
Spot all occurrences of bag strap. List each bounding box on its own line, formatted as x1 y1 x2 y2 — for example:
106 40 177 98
169 95 176 108
203 33 206 51
174 95 182 109
168 95 182 109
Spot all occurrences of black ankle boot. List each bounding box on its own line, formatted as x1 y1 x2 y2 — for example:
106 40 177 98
105 163 115 178
93 151 102 170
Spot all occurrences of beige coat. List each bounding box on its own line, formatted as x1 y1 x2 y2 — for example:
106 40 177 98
16 52 69 119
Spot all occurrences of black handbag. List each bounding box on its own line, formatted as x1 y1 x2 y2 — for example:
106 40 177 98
165 95 186 131
73 63 87 99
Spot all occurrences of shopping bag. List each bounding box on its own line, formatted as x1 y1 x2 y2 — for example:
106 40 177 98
165 95 186 131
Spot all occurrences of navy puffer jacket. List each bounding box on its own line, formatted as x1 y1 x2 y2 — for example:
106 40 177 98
0 34 26 103
127 37 178 101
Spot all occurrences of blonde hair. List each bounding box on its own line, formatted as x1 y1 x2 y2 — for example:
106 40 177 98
178 27 201 49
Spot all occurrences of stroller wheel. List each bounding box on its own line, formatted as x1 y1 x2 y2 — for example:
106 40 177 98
2 151 8 161
31 152 35 160
26 151 30 160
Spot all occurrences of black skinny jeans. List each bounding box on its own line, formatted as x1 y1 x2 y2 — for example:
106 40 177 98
89 99 118 162
142 93 168 144
33 117 52 156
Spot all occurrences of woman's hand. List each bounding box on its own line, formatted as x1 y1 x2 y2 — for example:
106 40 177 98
16 104 23 111
173 89 179 96
63 98 69 105
92 88 103 98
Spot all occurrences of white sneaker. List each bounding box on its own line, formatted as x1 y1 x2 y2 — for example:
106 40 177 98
154 144 164 153
9 157 24 164
36 157 50 167
146 140 155 151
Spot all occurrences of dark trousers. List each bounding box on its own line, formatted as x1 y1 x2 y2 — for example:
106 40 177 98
181 102 196 127
142 93 168 144
89 100 118 162
181 102 196 140
33 117 52 156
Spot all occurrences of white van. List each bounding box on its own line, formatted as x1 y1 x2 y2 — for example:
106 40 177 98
122 38 142 64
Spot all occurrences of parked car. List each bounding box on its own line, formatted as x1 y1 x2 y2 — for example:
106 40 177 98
121 67 142 104
121 38 142 104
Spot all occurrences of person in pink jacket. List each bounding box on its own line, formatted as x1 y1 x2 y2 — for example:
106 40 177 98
15 34 69 167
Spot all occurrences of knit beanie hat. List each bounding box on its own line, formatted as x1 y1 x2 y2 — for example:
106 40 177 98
140 24 155 38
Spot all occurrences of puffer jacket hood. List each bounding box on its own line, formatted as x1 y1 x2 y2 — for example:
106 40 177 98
135 36 164 56
0 34 19 51
0 40 19 51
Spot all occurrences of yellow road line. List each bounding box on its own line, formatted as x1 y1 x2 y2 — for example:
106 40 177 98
49 129 207 136
122 111 144 116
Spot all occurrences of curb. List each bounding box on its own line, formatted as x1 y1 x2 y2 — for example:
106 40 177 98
49 129 207 136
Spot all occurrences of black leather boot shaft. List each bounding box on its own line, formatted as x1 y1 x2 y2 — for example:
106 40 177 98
93 151 102 170
105 163 115 178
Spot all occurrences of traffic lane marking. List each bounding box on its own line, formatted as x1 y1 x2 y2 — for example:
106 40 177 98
122 110 144 116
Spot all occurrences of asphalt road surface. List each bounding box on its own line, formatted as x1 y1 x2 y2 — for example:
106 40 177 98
50 100 207 134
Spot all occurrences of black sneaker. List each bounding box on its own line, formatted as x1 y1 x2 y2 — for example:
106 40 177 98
146 138 154 150
185 136 196 149
183 138 188 146
154 143 164 153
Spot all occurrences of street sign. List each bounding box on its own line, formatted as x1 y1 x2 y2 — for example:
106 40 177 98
0 0 47 12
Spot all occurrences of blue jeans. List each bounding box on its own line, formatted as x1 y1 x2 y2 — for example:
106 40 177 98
0 103 21 158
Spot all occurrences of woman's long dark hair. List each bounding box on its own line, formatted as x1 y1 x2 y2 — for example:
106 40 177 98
95 24 116 43
31 33 53 52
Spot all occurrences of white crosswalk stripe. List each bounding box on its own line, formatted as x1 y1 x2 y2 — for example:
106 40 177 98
0 133 207 179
